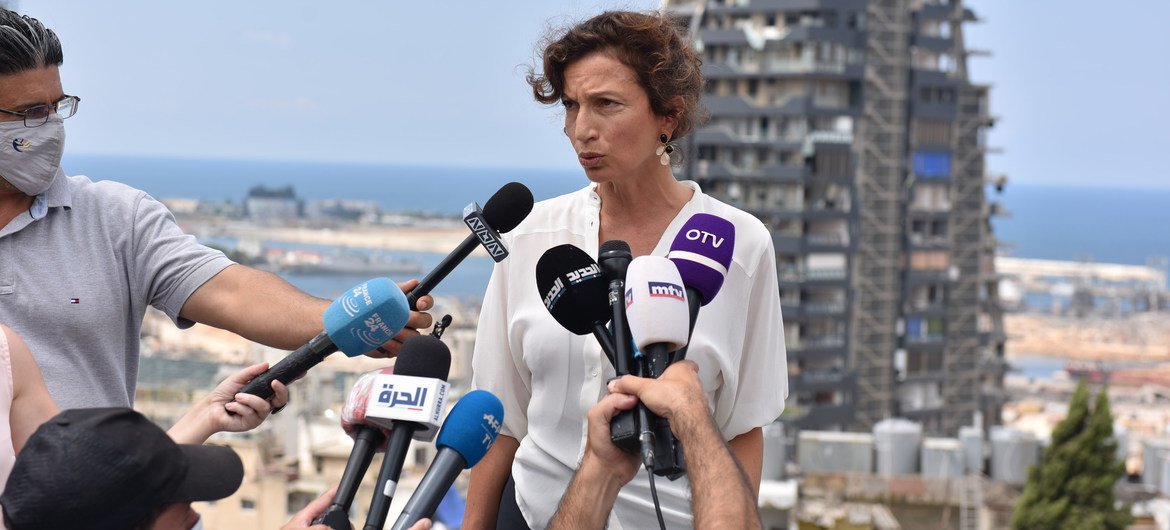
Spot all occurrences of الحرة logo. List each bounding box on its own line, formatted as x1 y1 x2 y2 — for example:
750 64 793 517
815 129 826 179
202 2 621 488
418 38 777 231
12 138 32 152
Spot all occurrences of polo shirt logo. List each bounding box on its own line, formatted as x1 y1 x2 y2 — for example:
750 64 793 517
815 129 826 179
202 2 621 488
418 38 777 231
69 298 80 304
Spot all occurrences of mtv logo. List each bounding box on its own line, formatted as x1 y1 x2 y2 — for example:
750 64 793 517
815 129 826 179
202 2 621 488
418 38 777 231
648 281 685 301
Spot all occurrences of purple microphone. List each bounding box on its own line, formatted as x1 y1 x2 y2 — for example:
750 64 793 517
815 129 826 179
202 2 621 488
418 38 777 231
666 213 736 361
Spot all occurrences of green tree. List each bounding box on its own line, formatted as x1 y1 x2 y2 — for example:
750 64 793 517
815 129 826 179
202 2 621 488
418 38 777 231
1012 382 1132 529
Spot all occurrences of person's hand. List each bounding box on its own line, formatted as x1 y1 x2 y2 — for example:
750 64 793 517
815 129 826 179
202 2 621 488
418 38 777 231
607 360 706 423
168 363 289 444
368 279 435 358
407 520 433 530
582 391 641 487
281 485 336 530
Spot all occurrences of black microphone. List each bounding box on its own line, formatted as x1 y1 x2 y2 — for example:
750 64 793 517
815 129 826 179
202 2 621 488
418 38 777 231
406 182 534 310
314 368 394 529
597 240 641 454
360 336 452 530
534 244 618 366
389 390 504 530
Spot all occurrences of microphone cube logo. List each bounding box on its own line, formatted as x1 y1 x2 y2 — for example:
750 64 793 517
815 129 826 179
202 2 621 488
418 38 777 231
463 205 510 262
648 281 685 301
367 374 450 442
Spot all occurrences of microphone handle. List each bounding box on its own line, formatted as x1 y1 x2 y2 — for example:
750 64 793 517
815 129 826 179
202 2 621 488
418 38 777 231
335 427 386 511
591 323 617 369
608 279 632 376
363 424 418 530
407 234 478 310
645 343 671 380
389 449 468 530
239 331 338 399
670 288 702 365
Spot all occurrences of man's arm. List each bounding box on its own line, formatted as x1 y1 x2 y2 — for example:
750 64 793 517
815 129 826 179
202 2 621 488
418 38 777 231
610 362 762 530
463 433 520 530
729 427 764 496
548 392 640 530
4 326 58 454
180 266 433 356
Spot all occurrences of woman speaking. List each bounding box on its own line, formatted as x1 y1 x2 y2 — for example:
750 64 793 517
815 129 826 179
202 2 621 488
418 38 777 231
467 11 786 529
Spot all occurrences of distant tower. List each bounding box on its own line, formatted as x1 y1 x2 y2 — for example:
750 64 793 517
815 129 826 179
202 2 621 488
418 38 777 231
662 0 1007 435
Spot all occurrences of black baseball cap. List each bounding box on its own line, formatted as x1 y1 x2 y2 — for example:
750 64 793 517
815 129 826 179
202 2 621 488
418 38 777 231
0 408 245 530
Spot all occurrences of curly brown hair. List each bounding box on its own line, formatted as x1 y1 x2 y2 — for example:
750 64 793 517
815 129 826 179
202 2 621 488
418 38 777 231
527 11 704 141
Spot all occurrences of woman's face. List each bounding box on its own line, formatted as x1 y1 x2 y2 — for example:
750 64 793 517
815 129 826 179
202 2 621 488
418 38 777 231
562 51 673 184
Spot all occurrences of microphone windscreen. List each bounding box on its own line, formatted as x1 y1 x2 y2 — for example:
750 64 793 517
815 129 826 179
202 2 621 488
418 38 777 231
341 367 395 447
599 239 631 256
625 256 690 352
393 335 453 382
667 213 736 306
535 244 610 335
482 182 534 234
324 278 412 356
436 390 504 468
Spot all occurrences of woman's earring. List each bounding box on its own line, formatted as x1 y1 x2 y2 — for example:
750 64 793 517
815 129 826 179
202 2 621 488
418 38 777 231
655 133 675 166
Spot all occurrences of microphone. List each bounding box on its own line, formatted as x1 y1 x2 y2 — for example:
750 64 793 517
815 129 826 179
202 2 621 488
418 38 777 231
535 244 617 365
626 256 690 379
314 368 394 529
666 213 736 362
389 390 504 530
406 182 534 309
238 278 411 400
598 240 633 377
361 336 453 530
597 240 641 454
625 256 691 477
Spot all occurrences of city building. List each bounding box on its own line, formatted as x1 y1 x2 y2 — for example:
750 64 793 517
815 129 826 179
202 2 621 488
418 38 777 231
662 0 1007 435
245 185 304 222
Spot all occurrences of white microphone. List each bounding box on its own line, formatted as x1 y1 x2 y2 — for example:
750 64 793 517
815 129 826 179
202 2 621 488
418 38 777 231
625 255 691 378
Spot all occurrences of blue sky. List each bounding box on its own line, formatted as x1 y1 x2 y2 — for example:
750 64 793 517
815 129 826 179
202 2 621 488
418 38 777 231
11 0 1170 189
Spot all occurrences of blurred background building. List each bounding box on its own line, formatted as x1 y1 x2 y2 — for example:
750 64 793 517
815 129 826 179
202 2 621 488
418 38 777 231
662 0 1007 437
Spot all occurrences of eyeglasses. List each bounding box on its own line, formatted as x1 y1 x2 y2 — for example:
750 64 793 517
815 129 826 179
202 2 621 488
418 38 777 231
0 95 81 127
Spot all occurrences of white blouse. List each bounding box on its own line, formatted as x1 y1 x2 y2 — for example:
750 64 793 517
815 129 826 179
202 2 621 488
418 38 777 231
471 181 787 529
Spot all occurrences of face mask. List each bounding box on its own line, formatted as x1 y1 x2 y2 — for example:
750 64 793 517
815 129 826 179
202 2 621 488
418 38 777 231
0 114 64 196
190 515 204 530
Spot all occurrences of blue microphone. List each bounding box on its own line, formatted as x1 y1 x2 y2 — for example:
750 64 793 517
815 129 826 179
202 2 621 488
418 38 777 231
389 390 503 530
238 278 411 400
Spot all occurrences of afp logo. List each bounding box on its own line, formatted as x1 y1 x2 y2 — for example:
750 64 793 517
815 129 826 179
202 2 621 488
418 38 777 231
648 281 685 301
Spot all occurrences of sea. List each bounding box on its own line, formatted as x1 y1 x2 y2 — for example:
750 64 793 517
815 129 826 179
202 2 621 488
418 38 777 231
61 154 1170 378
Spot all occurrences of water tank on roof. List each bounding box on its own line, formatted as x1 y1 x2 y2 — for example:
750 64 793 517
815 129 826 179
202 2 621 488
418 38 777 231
922 437 965 478
990 427 1039 486
762 422 786 481
959 426 984 475
798 431 874 474
874 418 922 476
1141 437 1170 488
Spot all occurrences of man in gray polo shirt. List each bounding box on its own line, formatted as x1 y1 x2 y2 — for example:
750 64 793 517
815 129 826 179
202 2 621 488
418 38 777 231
0 9 433 410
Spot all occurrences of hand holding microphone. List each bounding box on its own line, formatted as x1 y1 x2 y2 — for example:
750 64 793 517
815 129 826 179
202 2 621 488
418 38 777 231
237 277 412 401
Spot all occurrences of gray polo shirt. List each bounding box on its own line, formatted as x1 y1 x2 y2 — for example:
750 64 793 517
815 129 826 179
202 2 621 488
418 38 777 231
0 171 234 409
